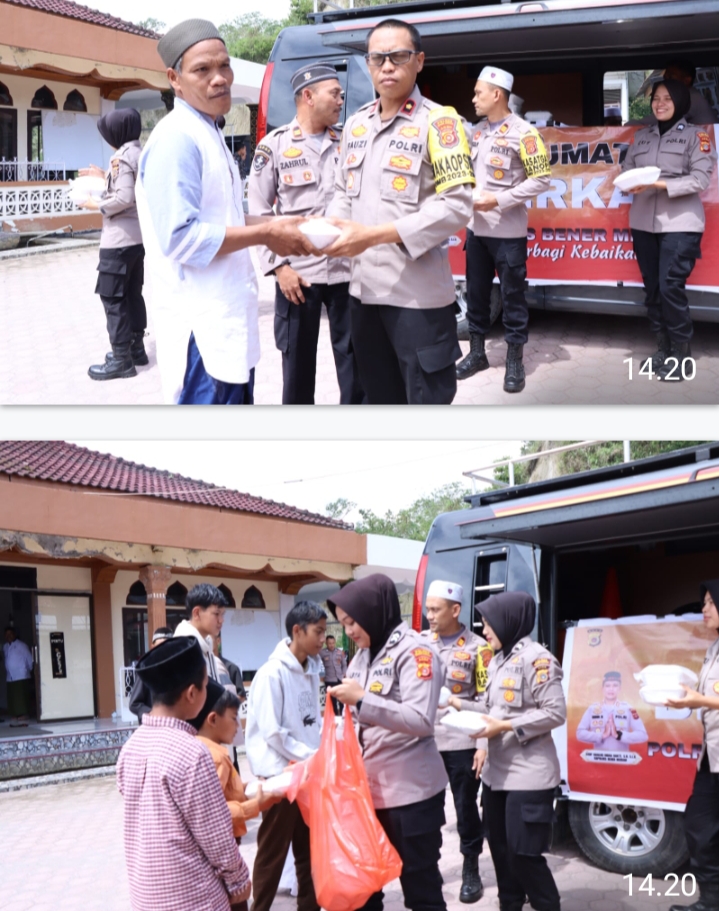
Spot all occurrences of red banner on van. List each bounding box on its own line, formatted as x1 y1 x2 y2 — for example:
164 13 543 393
563 617 715 807
448 125 719 291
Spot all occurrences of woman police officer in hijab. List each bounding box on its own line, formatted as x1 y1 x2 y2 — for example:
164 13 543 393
621 78 717 380
666 580 719 911
327 573 449 911
78 108 148 381
448 591 566 911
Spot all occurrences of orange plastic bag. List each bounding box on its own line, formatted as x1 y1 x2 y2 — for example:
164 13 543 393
287 699 403 911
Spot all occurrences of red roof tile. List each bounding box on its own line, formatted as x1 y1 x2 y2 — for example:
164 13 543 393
2 0 162 38
0 441 352 530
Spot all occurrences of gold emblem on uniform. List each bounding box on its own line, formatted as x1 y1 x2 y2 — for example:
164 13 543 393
281 174 294 184
283 147 303 159
473 131 482 142
352 124 368 137
451 670 467 681
328 128 338 140
495 138 508 147
369 680 384 694
292 126 303 138
587 628 603 647
504 690 516 703
490 156 503 166
532 658 550 669
493 169 504 180
499 123 509 134
521 134 538 156
303 170 313 181
346 153 358 166
714 681 719 694
390 155 412 171
412 647 433 680
454 651 471 661
536 671 549 685
399 126 421 138
698 131 711 153
457 637 466 647
502 677 517 688
304 72 312 80
452 684 462 694
392 176 409 192
432 632 439 640
432 116 460 149
347 172 355 190
381 655 393 664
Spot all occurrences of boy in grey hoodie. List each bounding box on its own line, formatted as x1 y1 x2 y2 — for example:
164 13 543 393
246 601 326 911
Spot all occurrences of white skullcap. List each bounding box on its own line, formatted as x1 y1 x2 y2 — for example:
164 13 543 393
478 66 514 93
427 580 464 603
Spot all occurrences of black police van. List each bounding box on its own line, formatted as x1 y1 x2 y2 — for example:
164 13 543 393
410 442 719 876
257 0 719 329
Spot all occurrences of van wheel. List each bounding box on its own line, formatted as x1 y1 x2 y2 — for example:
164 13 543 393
455 284 503 341
568 800 688 876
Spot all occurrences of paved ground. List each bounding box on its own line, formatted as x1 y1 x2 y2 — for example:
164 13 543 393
2 245 719 405
1 759 683 911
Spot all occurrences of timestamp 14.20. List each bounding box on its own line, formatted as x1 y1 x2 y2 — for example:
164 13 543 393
624 873 696 897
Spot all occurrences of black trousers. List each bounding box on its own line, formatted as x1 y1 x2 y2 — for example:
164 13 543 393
684 754 719 887
482 785 560 911
631 229 702 343
358 790 447 911
441 749 484 856
274 281 364 405
465 231 529 345
94 244 146 348
349 297 461 405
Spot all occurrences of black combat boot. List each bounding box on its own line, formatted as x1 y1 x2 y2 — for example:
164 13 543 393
105 331 148 366
503 343 526 393
642 329 671 372
459 855 484 904
456 333 489 380
130 330 149 366
670 882 719 911
657 340 691 381
88 344 136 381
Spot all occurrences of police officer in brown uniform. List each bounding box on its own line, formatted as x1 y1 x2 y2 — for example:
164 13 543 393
452 592 565 911
79 109 148 381
328 573 448 911
324 19 474 405
667 580 719 911
456 66 551 394
622 78 717 380
319 634 347 716
421 580 492 904
249 63 363 404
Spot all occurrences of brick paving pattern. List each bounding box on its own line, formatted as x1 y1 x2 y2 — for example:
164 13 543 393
2 246 718 405
0 757 681 911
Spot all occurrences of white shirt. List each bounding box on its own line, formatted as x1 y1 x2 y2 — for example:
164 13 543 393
3 638 33 681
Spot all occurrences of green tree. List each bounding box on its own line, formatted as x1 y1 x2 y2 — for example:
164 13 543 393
325 497 356 520
219 13 283 64
285 0 315 26
493 441 710 487
350 482 471 541
136 17 166 32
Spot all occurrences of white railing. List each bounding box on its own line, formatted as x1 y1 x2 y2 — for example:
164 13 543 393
0 159 66 182
0 183 81 220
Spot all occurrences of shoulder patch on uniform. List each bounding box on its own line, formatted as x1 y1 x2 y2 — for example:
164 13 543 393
536 670 549 685
387 630 402 648
412 647 433 679
427 106 475 194
253 144 273 172
698 130 712 153
479 646 493 668
532 658 551 669
519 128 551 178
677 123 685 131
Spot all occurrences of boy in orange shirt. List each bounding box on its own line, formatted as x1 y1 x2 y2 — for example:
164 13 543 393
191 679 280 841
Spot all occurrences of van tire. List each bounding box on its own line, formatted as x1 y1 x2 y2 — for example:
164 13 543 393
568 800 689 876
455 285 503 341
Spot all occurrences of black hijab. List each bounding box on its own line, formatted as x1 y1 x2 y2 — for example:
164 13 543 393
700 580 719 635
97 108 142 149
328 573 402 661
480 591 536 657
651 79 691 135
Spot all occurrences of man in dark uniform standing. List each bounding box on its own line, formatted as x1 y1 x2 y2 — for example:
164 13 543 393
422 580 492 904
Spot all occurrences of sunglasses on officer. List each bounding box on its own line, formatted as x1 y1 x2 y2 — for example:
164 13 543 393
364 49 420 68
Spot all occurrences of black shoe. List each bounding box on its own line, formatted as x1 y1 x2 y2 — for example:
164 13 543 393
456 333 489 380
89 345 137 381
503 343 526 393
105 331 149 367
641 329 671 372
669 883 719 911
657 340 691 381
459 855 484 904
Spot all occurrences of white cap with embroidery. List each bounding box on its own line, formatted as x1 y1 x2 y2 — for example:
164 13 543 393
427 580 464 603
478 66 514 92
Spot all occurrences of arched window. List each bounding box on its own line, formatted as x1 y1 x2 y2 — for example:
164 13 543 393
241 584 266 609
166 581 188 606
31 86 57 110
126 580 147 605
63 89 87 112
0 82 13 106
217 583 236 607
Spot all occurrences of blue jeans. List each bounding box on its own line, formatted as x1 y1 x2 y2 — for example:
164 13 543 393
178 333 255 405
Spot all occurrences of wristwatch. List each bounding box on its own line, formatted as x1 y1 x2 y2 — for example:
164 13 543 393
356 698 363 713
616 730 623 740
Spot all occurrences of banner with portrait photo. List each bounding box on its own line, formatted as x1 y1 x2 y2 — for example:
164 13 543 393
563 616 716 808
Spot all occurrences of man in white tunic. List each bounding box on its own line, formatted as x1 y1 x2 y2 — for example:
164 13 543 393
136 19 312 404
